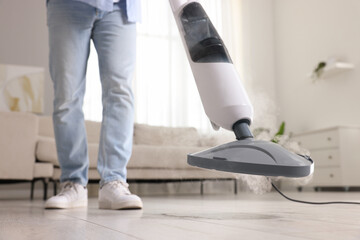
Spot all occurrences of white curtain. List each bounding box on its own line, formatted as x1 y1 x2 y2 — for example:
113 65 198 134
83 0 241 133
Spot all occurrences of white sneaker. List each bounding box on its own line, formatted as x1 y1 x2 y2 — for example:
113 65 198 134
99 181 143 210
45 182 88 209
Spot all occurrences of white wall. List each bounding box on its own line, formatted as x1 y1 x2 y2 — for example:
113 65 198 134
5 0 357 135
274 0 360 134
239 0 278 131
0 0 53 114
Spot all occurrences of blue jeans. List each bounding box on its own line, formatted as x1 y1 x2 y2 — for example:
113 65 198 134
47 0 136 187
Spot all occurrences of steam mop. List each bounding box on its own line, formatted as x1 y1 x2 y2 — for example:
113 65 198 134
169 0 314 178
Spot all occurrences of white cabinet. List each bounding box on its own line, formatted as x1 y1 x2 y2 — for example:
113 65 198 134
293 126 360 188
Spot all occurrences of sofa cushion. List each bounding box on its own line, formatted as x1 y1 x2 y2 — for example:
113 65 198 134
36 137 58 166
134 124 200 147
36 137 206 170
128 145 206 169
36 137 99 168
198 131 235 147
39 116 101 144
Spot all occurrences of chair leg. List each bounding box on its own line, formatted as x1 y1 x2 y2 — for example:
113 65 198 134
200 180 204 195
53 180 57 195
42 178 49 201
30 180 35 200
234 179 238 195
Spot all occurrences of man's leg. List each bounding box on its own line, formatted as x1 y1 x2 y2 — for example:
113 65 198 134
45 0 100 209
92 8 142 209
47 0 95 186
92 9 136 186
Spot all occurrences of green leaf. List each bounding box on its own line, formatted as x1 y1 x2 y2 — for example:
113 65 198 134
271 121 285 143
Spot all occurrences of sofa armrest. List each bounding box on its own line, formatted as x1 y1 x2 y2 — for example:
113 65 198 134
36 136 59 166
0 111 38 180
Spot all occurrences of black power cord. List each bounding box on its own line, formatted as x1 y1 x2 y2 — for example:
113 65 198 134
271 182 360 205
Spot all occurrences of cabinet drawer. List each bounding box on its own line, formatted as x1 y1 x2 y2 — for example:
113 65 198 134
311 149 340 167
294 130 339 150
312 167 342 186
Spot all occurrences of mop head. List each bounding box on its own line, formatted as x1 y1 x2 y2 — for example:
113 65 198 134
234 132 313 194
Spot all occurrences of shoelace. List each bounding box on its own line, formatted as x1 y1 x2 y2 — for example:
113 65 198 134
107 181 131 195
58 182 77 197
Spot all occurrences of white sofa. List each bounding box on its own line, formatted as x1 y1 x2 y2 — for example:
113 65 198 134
0 111 237 197
34 115 237 193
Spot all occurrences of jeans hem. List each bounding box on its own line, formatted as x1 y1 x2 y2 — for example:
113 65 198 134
99 176 126 188
60 179 88 187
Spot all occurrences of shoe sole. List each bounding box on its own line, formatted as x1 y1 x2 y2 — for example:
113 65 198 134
45 200 88 209
99 200 143 210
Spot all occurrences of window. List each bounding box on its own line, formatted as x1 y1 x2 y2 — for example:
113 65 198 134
83 0 233 133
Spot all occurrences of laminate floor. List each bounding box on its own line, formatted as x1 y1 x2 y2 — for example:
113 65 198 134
1 192 360 240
